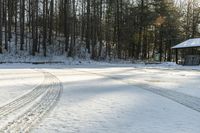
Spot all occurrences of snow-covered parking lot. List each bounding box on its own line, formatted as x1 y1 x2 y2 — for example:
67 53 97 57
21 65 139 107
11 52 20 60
0 63 200 133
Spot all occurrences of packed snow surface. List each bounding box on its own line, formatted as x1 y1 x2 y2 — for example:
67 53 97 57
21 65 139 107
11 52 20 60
0 62 200 133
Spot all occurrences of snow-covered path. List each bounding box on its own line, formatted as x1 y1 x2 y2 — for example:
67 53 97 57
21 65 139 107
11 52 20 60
79 69 200 112
0 64 200 133
34 66 200 133
0 69 44 105
0 70 62 132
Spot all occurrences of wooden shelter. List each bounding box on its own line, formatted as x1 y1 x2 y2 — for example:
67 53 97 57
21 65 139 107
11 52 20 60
172 38 200 65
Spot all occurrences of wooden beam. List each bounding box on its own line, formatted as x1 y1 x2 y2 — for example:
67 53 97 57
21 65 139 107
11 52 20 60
176 49 178 64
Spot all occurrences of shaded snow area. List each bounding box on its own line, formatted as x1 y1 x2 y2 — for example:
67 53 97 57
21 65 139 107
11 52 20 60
0 63 200 133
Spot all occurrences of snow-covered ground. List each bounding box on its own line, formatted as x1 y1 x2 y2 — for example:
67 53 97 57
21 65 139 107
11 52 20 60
0 63 200 133
0 69 44 105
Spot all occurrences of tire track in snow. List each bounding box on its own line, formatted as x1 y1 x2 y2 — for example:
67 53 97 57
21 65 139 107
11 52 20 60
0 72 62 133
79 70 200 113
0 72 50 118
136 84 200 113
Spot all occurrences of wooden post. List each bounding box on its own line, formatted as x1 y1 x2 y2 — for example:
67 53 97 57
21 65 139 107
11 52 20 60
176 49 178 64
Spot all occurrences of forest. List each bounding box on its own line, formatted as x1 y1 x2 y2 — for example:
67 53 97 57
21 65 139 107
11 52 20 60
0 0 199 61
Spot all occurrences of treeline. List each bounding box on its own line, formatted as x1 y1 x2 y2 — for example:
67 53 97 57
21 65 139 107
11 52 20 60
0 0 199 61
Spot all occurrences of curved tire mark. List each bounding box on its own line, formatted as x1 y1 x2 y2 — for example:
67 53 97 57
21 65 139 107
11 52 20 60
0 72 63 133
